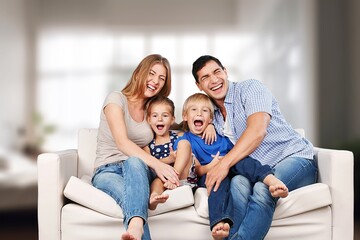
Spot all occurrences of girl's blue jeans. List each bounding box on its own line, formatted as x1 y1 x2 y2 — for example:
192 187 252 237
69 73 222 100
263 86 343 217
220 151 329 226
229 157 318 240
91 157 154 240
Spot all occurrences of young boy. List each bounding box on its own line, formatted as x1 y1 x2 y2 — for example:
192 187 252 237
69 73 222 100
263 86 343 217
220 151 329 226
173 93 288 240
143 96 198 210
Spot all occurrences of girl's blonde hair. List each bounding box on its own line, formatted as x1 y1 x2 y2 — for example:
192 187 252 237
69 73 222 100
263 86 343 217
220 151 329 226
182 93 214 119
122 54 172 103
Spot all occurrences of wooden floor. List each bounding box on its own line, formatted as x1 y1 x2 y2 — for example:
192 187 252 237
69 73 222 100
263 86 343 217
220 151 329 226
0 209 359 240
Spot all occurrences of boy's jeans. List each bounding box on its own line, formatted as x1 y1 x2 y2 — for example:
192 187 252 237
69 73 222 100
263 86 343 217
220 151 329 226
197 175 234 229
229 157 318 240
92 157 154 240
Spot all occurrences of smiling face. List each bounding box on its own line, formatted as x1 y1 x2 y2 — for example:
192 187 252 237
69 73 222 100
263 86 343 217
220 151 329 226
147 102 175 137
144 63 167 98
195 60 229 103
182 94 214 136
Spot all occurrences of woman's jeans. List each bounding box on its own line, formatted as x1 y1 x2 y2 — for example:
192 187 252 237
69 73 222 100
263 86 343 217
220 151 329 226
229 157 318 240
92 157 154 240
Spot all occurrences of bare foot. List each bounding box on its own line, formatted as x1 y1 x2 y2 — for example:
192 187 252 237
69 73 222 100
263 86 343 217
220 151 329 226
121 232 137 240
121 217 143 240
149 193 169 210
269 185 288 198
163 180 178 190
212 222 230 240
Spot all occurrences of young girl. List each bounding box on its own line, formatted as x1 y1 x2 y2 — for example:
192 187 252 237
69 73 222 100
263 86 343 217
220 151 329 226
91 54 179 240
174 93 288 240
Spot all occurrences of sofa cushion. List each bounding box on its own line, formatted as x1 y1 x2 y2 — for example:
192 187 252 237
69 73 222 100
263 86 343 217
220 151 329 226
193 183 332 220
63 175 195 218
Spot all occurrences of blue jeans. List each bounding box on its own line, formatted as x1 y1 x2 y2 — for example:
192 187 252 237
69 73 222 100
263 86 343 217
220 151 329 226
229 157 318 240
198 175 233 229
91 157 154 240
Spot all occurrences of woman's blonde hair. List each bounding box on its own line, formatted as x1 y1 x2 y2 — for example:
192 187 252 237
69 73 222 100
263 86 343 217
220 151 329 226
182 93 214 119
122 54 172 102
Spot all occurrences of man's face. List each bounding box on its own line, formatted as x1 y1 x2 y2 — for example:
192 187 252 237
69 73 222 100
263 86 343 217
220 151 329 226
196 60 229 101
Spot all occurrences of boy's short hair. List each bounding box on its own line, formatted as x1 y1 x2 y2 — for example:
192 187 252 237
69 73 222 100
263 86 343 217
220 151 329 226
146 96 175 117
182 93 214 119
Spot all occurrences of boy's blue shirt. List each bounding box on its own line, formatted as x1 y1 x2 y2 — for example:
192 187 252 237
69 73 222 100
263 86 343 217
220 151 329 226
173 131 233 165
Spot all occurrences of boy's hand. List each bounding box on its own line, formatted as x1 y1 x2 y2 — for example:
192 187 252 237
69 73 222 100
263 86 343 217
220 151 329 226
202 123 217 145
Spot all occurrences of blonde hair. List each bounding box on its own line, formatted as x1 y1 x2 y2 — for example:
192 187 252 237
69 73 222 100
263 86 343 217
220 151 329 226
122 54 172 102
182 93 214 119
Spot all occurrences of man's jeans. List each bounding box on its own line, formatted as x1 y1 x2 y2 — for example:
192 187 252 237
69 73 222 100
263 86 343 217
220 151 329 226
229 157 318 240
92 157 154 240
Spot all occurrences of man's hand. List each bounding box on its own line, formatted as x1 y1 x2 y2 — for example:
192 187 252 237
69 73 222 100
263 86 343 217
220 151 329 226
205 152 230 195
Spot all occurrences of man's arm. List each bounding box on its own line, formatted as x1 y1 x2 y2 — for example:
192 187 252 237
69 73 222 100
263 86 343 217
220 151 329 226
205 112 271 194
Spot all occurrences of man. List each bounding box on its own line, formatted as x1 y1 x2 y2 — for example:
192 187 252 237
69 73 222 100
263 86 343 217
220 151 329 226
192 55 318 240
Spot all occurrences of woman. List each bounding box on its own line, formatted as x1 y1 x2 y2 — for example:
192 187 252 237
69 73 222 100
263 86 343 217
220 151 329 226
92 54 179 240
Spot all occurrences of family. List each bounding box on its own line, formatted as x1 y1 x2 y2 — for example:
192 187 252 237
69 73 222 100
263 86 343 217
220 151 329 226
91 54 318 240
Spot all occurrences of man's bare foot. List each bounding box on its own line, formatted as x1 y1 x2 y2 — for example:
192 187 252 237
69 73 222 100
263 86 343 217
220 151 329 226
269 185 288 198
212 222 230 240
149 193 169 210
164 180 178 190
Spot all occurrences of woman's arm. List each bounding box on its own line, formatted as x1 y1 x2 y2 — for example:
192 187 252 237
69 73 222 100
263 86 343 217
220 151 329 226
105 103 179 184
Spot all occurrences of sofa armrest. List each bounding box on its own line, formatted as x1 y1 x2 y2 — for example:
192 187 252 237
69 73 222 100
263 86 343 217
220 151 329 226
314 147 354 240
37 149 78 240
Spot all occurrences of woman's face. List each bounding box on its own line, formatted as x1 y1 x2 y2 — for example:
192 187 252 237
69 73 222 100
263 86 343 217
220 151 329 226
144 63 167 98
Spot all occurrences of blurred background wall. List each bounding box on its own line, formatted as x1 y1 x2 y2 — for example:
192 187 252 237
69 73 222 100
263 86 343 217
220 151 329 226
0 0 359 238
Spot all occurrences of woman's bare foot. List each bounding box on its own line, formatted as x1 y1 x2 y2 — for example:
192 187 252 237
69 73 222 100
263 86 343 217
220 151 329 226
121 217 143 240
212 222 230 240
121 232 137 240
269 185 288 198
163 180 178 190
149 193 169 210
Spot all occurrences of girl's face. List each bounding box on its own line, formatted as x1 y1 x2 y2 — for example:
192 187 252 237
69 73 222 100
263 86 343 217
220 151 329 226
144 63 167 98
147 103 175 137
183 101 212 136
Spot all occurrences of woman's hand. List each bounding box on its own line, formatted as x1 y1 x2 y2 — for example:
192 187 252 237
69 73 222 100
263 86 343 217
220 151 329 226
202 123 217 145
153 160 180 186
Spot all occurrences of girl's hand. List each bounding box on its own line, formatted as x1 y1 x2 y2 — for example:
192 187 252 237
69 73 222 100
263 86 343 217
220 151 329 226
153 160 180 186
202 123 217 145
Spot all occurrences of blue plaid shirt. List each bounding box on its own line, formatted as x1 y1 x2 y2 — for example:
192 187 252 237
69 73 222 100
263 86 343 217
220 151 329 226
212 79 314 167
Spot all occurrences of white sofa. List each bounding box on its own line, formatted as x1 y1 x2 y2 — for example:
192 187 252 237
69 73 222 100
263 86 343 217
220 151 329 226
37 128 354 240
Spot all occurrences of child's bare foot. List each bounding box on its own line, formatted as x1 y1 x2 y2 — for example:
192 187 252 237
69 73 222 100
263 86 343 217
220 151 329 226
149 193 169 210
269 185 288 198
163 180 178 190
263 174 289 198
211 222 230 240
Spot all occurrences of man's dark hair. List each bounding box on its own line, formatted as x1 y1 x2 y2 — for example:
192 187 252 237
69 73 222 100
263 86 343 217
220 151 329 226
192 55 225 83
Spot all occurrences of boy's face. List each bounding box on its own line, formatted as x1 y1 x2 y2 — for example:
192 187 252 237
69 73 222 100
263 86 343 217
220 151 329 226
147 103 175 137
183 101 213 136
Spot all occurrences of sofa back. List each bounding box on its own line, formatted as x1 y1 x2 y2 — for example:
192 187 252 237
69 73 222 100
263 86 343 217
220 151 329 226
78 128 98 177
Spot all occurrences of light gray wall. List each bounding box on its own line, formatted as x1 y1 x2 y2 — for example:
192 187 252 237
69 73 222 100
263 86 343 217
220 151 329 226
0 0 29 150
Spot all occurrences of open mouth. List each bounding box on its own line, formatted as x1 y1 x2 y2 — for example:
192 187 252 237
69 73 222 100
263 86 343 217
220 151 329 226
193 120 203 130
211 83 222 91
147 84 156 91
156 124 165 130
